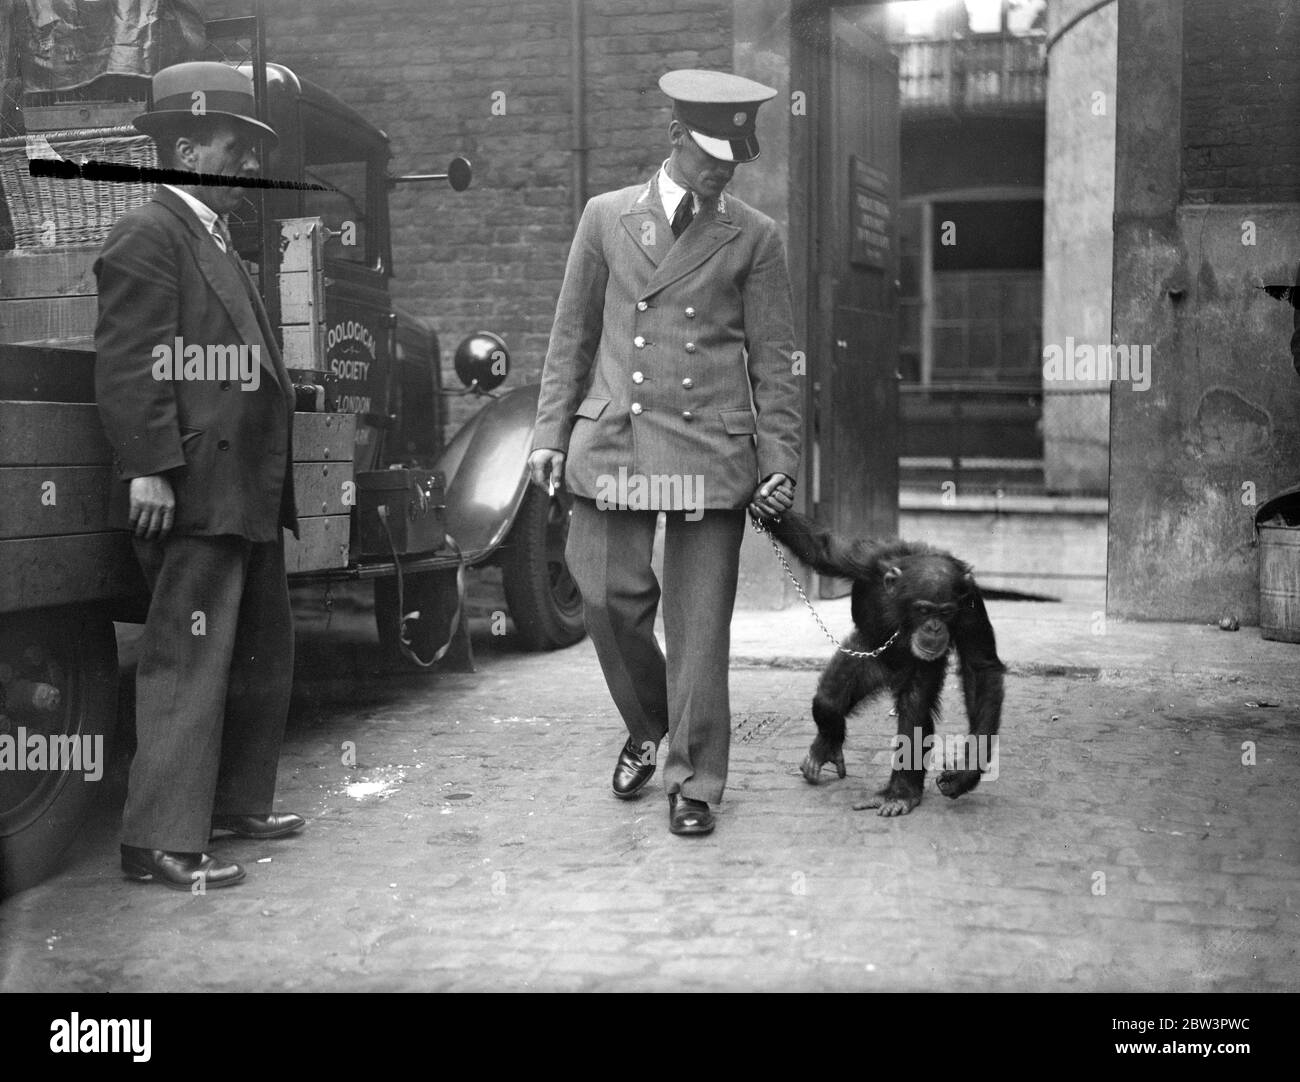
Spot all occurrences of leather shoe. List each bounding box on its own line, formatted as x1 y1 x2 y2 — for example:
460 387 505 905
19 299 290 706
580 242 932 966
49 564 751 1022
121 844 245 890
210 812 306 839
612 737 656 799
668 793 714 836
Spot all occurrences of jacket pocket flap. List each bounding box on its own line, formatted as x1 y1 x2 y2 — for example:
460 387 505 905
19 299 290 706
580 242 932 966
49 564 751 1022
575 396 610 420
720 408 757 435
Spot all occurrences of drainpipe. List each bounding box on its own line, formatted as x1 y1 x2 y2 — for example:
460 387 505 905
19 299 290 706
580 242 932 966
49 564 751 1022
570 0 588 229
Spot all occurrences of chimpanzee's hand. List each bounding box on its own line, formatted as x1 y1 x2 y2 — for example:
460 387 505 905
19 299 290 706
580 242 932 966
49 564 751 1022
528 448 565 493
748 472 795 521
129 474 175 540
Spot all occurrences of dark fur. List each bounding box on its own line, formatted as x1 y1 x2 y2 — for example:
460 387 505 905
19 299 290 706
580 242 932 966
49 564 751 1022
766 511 1005 816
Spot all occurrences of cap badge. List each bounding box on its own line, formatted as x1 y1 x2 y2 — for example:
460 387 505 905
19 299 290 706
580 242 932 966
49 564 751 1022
733 111 747 126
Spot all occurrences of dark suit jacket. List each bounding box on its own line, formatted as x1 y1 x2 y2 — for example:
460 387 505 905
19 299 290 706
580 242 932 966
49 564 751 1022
534 173 802 509
94 187 297 541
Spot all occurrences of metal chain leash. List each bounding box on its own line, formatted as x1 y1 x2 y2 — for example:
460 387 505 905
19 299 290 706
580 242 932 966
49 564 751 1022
750 515 901 659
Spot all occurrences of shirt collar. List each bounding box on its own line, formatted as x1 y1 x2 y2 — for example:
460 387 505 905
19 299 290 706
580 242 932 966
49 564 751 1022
657 160 698 220
163 184 224 243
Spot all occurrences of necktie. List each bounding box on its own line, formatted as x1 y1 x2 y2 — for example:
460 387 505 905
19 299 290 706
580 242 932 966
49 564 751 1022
215 218 259 304
671 192 695 239
212 215 276 372
213 214 233 253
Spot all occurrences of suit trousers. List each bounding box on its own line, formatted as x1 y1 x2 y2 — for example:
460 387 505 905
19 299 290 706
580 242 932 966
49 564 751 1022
122 533 294 852
566 497 745 803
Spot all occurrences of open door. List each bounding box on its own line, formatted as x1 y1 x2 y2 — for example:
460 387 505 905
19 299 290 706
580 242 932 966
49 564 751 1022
804 7 900 595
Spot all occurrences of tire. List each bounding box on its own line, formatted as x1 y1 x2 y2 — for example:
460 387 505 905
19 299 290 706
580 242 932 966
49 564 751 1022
374 567 462 670
0 608 118 897
500 483 586 651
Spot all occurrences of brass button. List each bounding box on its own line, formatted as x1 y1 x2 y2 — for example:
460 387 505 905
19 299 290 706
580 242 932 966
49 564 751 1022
685 306 696 318
633 335 646 348
681 410 694 421
632 371 644 384
681 377 693 389
631 402 643 415
685 342 696 353
636 300 648 312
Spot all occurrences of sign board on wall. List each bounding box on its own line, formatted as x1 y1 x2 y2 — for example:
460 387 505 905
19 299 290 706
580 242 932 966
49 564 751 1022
849 155 891 269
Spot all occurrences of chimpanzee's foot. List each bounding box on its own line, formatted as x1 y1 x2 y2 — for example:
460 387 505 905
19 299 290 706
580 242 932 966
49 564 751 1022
936 768 982 799
800 740 846 784
852 783 922 816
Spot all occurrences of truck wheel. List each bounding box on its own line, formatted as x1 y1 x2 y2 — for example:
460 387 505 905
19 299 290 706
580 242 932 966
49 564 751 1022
501 483 586 650
0 608 118 897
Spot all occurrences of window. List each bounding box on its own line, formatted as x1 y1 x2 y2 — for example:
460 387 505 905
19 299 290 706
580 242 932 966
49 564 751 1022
301 104 376 267
931 270 1041 381
898 196 1043 385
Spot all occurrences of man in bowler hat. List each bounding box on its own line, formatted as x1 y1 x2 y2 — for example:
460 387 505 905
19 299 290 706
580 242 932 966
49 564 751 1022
530 70 802 835
95 62 305 889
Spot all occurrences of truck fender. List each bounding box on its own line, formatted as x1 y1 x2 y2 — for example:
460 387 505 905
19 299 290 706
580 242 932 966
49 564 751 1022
434 382 542 563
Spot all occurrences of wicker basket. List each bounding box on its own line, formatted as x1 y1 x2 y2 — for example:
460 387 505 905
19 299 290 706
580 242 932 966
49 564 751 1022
0 127 157 248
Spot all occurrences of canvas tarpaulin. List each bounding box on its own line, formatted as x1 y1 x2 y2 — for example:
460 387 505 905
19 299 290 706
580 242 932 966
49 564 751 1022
10 0 205 92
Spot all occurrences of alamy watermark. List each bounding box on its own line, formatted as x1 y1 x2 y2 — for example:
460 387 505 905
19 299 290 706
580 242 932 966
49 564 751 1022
890 728 999 780
595 467 705 521
49 1013 150 1061
151 336 262 391
1042 338 1151 392
0 727 103 780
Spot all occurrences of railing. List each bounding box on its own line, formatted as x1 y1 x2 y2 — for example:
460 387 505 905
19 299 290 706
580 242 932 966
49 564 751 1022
899 380 1043 478
896 34 1046 114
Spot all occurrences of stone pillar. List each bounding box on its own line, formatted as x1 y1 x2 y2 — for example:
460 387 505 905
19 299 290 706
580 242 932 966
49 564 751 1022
1041 0 1117 494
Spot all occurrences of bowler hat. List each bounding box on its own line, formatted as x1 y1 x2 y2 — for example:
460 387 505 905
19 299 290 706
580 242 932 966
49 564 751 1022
659 69 777 164
134 61 278 146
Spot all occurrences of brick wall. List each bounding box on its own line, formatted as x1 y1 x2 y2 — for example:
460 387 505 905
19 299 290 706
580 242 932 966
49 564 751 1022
1181 0 1300 203
210 0 732 428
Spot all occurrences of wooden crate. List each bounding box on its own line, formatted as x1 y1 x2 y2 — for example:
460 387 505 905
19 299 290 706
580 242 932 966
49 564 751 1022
0 247 100 346
278 218 327 372
0 401 140 612
283 411 356 573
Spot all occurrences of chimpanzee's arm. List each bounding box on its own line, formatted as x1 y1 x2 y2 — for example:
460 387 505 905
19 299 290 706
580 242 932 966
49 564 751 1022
937 590 1005 798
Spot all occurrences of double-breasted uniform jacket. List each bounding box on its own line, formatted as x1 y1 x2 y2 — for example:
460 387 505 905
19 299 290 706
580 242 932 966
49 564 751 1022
94 186 297 541
533 172 802 509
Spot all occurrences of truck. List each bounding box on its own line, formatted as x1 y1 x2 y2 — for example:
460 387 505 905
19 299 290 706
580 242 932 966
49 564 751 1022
0 10 583 896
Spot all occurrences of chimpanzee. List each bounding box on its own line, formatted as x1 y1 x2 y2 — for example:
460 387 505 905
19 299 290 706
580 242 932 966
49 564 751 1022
762 511 1005 816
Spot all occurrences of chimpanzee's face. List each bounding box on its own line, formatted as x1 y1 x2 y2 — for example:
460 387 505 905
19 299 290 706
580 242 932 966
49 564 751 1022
881 555 970 661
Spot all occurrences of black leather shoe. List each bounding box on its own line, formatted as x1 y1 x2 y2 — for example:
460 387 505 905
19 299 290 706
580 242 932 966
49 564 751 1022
121 845 245 890
612 737 656 799
210 812 306 839
668 794 714 836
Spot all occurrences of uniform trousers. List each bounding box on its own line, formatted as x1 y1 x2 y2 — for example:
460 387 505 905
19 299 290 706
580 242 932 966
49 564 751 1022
122 533 294 852
566 497 745 803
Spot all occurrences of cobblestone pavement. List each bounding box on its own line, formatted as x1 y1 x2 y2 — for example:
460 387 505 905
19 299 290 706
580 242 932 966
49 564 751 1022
1 581 1297 992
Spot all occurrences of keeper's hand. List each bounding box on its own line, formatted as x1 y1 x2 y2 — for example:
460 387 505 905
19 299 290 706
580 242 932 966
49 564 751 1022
528 449 565 493
749 473 794 521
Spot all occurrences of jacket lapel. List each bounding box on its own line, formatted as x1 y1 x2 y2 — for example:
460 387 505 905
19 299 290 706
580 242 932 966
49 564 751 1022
640 188 740 299
152 188 290 398
619 174 671 269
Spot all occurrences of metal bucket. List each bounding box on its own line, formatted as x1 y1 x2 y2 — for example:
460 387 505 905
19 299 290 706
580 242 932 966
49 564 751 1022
1259 524 1300 642
1256 482 1300 643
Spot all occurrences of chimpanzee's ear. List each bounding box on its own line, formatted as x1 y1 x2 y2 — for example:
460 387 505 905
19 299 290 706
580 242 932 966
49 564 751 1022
880 564 902 590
